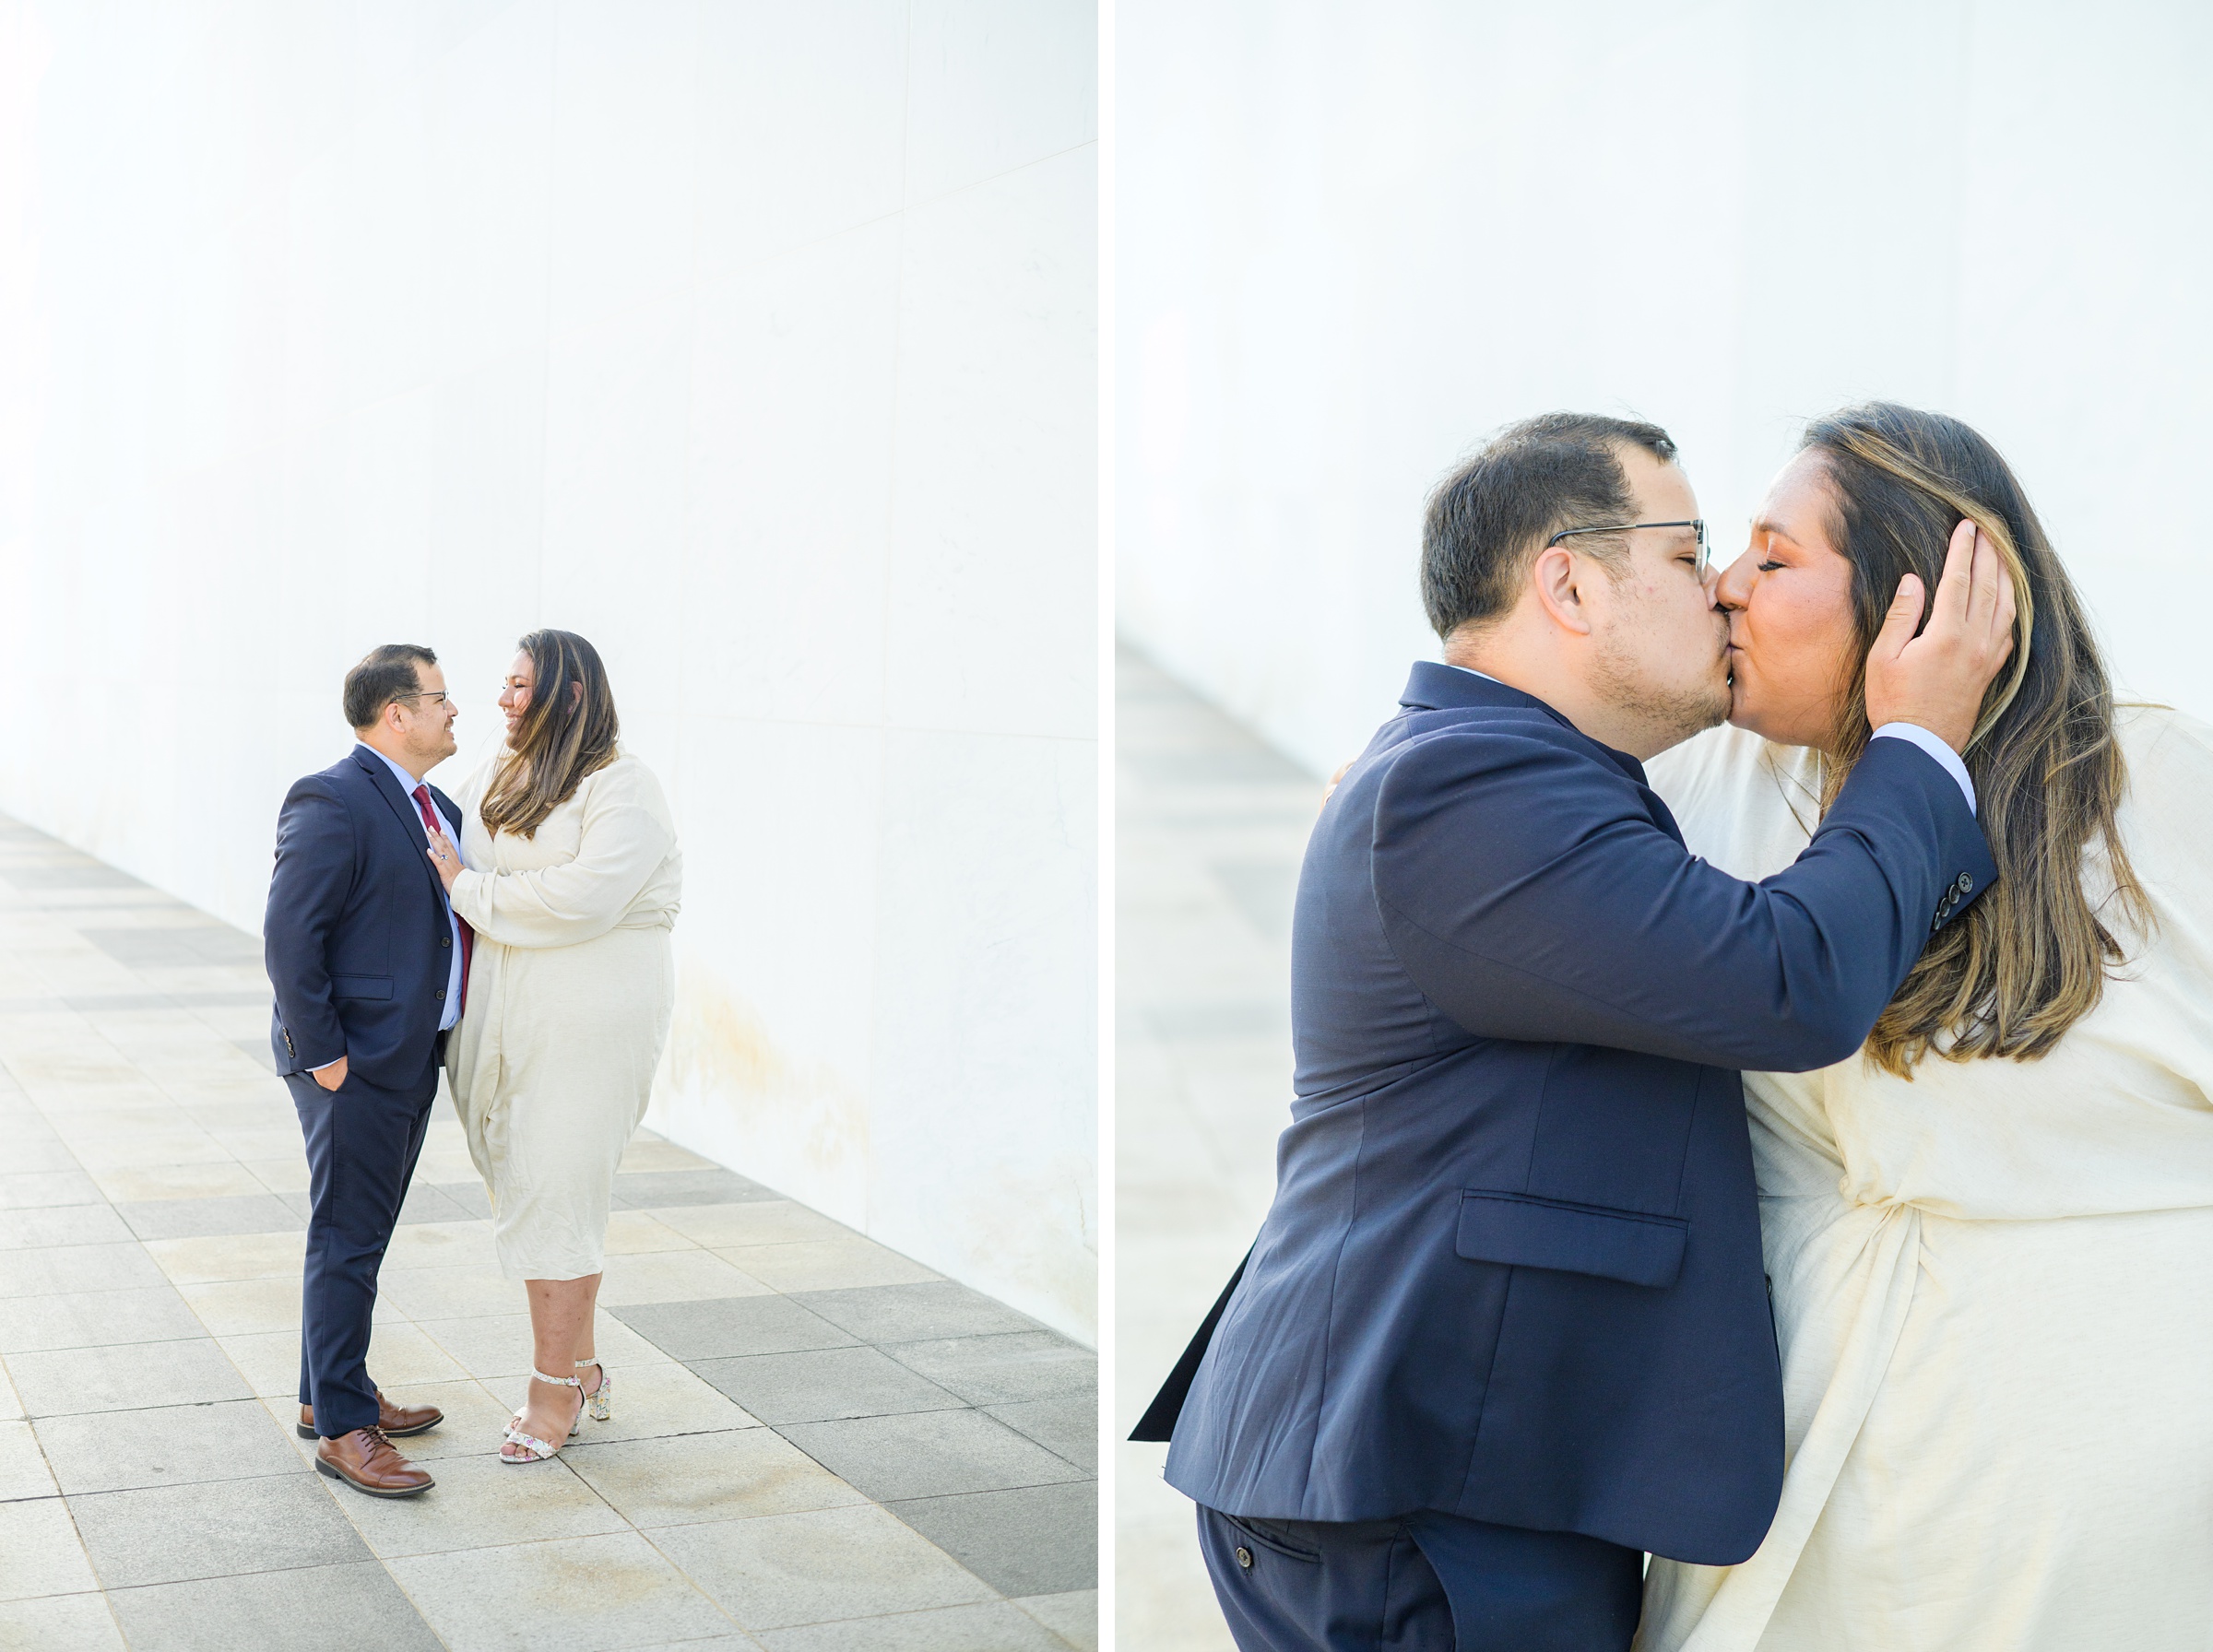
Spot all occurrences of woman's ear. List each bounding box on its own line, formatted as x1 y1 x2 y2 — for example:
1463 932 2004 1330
1531 544 1596 637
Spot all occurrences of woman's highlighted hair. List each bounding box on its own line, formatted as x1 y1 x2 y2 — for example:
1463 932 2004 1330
1803 403 2147 1076
480 630 621 840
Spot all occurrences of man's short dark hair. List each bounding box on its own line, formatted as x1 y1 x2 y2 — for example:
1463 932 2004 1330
343 644 438 732
1420 412 1678 640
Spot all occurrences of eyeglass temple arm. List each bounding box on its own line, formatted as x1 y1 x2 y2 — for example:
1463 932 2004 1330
1545 519 1702 548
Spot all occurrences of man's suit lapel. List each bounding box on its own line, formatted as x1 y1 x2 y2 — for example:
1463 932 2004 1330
350 747 447 904
429 786 464 837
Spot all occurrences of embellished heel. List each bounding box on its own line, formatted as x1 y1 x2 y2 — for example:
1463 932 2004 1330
501 1368 585 1464
577 1358 613 1423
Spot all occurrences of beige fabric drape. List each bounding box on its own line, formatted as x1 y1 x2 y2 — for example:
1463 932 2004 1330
444 749 682 1281
1633 706 2213 1652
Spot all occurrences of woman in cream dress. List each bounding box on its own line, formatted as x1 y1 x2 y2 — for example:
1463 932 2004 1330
425 629 681 1464
1634 407 2213 1649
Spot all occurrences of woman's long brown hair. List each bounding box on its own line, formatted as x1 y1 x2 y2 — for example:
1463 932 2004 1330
479 630 621 840
1805 403 2147 1077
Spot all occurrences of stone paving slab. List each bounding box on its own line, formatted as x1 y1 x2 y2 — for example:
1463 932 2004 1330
1117 645 1317 1649
689 1345 969 1425
0 814 1097 1651
886 1331 1100 1406
758 1602 1074 1652
777 1410 1088 1504
888 1481 1102 1598
69 1474 372 1589
106 1561 444 1652
609 1295 862 1361
790 1282 1043 1343
648 1504 996 1630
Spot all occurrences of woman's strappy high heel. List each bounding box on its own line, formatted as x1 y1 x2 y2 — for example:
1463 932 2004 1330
501 1369 585 1464
577 1358 613 1422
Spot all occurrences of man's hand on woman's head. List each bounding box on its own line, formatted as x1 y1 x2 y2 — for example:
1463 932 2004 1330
1863 519 2018 756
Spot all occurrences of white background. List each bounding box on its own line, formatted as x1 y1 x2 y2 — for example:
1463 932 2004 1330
0 0 1097 1342
1117 0 2213 777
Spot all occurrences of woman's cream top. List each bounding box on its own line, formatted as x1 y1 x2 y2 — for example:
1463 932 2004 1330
449 749 680 948
1634 704 2213 1651
1648 705 2213 1224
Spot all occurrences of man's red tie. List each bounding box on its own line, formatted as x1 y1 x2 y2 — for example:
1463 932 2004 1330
412 784 473 1012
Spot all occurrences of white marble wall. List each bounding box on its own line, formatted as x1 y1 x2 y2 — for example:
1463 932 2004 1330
1118 0 2213 779
0 0 1097 1341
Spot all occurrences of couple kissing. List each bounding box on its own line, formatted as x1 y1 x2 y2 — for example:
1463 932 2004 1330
1139 405 2213 1650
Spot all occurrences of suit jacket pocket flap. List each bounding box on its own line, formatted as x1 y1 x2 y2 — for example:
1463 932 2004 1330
330 974 395 1001
1455 1190 1686 1289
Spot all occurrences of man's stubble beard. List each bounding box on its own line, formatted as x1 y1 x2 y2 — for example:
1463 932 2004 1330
1591 625 1733 758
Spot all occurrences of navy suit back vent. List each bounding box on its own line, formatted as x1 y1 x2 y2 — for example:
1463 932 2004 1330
1162 664 1995 1565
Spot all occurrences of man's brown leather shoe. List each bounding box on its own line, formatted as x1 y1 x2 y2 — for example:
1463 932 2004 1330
298 1390 444 1440
315 1427 433 1498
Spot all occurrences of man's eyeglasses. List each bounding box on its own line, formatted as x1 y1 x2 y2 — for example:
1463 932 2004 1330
1547 518 1710 578
391 691 452 708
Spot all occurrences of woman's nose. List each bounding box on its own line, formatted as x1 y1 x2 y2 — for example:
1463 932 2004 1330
1712 548 1758 610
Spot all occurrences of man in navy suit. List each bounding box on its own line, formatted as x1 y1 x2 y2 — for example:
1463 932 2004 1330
1145 415 2015 1648
266 644 473 1498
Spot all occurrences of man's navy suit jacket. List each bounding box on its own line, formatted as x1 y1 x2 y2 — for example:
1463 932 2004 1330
1161 664 1996 1566
266 746 465 1091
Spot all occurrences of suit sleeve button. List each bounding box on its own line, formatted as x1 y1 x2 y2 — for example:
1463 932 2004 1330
1957 873 1974 892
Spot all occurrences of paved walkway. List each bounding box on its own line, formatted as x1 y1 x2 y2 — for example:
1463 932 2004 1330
0 816 1095 1651
1114 647 1317 1649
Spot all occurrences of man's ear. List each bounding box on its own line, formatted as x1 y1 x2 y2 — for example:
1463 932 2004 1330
1530 544 1596 638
